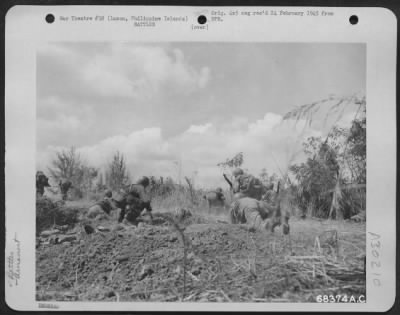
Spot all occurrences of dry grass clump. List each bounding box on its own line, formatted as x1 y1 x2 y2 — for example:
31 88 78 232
36 197 87 234
152 188 232 219
166 218 366 303
152 190 195 212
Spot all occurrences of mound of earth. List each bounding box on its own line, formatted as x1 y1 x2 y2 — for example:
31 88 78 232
36 197 87 235
36 209 365 302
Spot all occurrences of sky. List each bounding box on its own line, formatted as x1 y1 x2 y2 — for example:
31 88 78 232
36 42 366 188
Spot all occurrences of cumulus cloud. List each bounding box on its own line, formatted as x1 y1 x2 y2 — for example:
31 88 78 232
38 114 80 131
186 123 213 134
36 43 364 188
37 113 321 188
76 128 174 170
247 113 282 136
37 43 214 148
39 43 211 102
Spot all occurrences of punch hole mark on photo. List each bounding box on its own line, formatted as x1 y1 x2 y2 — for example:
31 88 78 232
349 15 358 25
198 15 207 24
45 14 55 24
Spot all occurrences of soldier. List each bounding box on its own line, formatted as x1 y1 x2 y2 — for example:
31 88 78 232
231 168 264 200
262 183 277 203
122 192 152 225
98 189 114 214
129 176 151 202
118 176 153 224
87 189 116 218
215 187 224 200
229 197 290 234
104 189 112 199
59 180 73 201
231 168 244 196
36 171 50 197
203 187 226 210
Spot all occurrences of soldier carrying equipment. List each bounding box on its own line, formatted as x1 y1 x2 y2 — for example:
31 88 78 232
226 168 264 200
118 176 153 224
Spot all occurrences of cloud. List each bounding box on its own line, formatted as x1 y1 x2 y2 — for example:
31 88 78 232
38 43 211 102
36 43 364 188
37 112 321 188
81 58 136 98
37 43 214 148
78 128 174 166
38 115 80 130
247 113 282 136
36 96 97 150
186 123 213 134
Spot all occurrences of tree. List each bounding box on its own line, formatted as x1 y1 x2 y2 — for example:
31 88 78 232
283 94 366 219
345 113 366 184
48 147 82 183
326 113 366 218
282 94 365 129
96 172 106 191
289 113 366 219
217 152 244 171
290 138 339 218
105 151 130 190
217 152 244 180
78 165 99 193
47 147 99 198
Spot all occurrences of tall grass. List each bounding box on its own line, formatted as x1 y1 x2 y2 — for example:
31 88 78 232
151 186 233 217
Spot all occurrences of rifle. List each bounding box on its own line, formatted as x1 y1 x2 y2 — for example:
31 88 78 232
223 173 233 189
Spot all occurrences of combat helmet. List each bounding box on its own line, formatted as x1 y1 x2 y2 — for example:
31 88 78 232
232 168 244 177
136 176 150 187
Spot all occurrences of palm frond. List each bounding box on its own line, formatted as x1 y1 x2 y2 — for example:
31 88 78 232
283 94 365 129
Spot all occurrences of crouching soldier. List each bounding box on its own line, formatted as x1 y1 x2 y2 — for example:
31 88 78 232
229 197 289 234
230 168 264 201
99 189 114 213
119 192 153 225
118 176 153 225
203 187 226 210
87 189 116 219
261 183 277 204
36 171 50 198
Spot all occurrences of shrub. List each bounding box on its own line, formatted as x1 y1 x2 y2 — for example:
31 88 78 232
36 197 86 234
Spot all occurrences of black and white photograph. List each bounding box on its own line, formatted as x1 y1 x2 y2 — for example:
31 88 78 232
4 5 396 312
35 42 367 302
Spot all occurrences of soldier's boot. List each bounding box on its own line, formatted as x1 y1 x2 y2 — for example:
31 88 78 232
282 216 290 235
147 212 154 225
